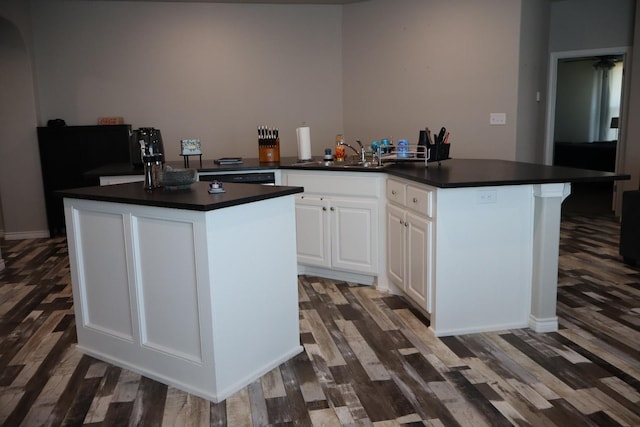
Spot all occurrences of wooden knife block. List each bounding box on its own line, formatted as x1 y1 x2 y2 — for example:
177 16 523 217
259 139 280 162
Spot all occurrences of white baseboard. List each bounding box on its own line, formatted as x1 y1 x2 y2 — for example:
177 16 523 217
529 314 559 333
297 265 375 286
3 230 51 240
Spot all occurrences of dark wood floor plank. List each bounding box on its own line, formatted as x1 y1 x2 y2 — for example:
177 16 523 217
127 375 168 427
1 214 639 425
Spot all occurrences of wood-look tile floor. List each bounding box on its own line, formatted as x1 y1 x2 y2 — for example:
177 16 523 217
1 214 639 426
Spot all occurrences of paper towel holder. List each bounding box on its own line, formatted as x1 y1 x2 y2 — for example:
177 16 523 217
296 126 313 161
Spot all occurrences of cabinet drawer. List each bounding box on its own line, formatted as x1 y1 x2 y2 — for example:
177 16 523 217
285 171 380 197
387 179 406 205
406 185 433 217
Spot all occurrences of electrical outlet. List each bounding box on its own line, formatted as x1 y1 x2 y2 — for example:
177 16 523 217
490 113 506 125
477 189 497 204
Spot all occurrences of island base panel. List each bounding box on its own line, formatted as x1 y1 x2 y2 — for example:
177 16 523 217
430 185 534 336
64 195 301 402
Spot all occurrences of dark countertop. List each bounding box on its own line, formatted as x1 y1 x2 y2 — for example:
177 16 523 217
88 157 629 189
85 157 299 178
383 159 629 188
58 181 303 212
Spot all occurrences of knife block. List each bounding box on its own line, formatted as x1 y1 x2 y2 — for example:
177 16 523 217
259 138 280 162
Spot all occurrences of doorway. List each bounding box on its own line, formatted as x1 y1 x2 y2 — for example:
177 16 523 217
545 47 629 215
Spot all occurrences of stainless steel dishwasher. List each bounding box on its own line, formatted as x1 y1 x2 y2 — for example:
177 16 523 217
198 171 276 185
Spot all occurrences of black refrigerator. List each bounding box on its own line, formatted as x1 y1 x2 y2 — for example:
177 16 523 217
37 124 132 236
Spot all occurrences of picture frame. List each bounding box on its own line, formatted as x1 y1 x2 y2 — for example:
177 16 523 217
180 139 202 155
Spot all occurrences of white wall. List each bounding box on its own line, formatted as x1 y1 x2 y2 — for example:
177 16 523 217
30 0 344 161
342 0 522 161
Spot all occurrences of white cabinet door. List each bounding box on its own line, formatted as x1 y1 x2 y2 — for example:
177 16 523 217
330 198 378 274
405 211 432 311
386 203 405 286
294 195 331 268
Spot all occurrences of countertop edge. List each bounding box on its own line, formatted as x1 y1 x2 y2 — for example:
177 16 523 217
88 158 631 189
58 182 304 212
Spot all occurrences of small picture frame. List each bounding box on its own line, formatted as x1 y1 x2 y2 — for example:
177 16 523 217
180 139 202 155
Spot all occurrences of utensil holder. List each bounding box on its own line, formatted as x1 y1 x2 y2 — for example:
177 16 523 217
429 142 450 162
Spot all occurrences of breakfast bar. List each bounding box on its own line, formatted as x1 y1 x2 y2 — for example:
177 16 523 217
91 158 628 339
59 181 303 403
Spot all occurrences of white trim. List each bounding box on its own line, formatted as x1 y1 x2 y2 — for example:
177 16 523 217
529 314 559 333
297 265 376 286
3 230 50 240
544 46 630 165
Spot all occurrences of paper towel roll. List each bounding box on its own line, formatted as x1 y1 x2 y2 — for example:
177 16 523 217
296 127 312 161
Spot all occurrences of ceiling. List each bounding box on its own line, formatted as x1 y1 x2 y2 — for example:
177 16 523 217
77 0 368 3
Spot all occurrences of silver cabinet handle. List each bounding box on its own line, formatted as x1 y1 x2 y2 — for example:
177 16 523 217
392 190 397 195
330 207 335 211
412 197 418 203
322 207 326 211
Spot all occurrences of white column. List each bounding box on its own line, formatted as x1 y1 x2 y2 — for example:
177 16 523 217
529 183 571 332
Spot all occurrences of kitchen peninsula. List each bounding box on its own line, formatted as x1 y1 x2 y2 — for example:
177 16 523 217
92 158 628 338
59 181 303 403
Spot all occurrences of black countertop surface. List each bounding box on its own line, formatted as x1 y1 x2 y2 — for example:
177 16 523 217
86 157 298 177
58 181 303 212
383 159 629 188
87 157 629 189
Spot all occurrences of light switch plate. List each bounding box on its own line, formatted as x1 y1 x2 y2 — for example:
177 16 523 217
490 113 506 125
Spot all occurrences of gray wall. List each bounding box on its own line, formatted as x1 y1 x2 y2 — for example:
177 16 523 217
30 0 344 160
0 3 48 239
554 60 601 142
0 0 638 236
342 0 524 160
624 1 640 192
550 0 635 52
516 0 550 164
549 0 638 194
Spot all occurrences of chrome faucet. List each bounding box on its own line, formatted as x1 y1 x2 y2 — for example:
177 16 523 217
342 140 366 163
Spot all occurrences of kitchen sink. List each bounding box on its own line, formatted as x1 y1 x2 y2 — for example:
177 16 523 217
290 159 389 170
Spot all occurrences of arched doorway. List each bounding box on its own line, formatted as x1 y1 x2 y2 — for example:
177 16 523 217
0 15 48 240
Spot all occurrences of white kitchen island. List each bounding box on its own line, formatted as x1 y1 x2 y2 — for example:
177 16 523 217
60 181 303 403
89 158 628 339
281 159 628 337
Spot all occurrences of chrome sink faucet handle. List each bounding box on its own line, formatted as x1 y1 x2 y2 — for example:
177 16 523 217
373 145 382 166
355 140 366 162
342 142 360 159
